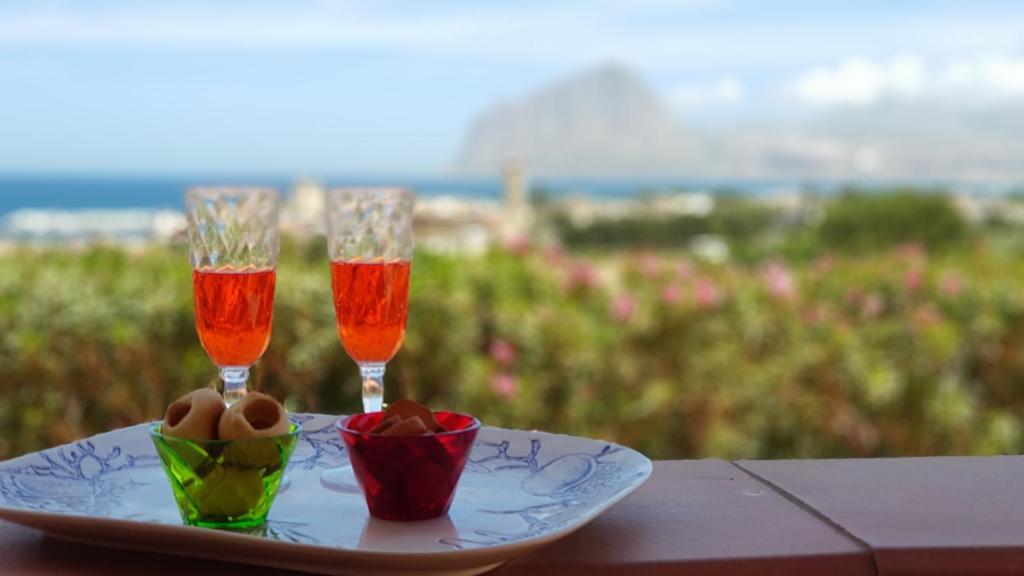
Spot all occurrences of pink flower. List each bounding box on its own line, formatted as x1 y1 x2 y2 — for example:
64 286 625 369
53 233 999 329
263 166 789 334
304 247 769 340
844 288 864 307
489 339 517 366
895 242 927 264
610 293 638 323
861 292 884 319
675 260 694 281
761 261 797 302
693 278 722 309
639 254 661 279
504 234 531 256
812 253 836 276
491 373 518 398
661 283 683 304
912 304 942 330
802 304 830 326
902 267 925 294
565 261 600 291
543 244 564 265
939 272 963 297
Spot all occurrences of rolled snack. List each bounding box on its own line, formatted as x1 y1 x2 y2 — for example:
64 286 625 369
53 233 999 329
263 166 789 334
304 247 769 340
371 415 401 434
219 392 290 440
162 388 225 441
384 399 443 432
381 415 429 436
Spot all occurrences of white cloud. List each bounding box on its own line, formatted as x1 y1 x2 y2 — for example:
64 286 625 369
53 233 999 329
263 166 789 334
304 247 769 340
792 55 925 106
793 54 1024 106
716 76 745 101
669 75 745 108
852 146 883 174
939 56 1024 95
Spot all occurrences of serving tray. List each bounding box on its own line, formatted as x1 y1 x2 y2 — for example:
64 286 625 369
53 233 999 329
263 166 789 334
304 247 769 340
0 413 652 575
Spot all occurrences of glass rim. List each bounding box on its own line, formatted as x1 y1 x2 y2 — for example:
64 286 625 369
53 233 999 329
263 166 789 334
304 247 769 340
185 186 280 200
336 411 481 438
149 422 300 445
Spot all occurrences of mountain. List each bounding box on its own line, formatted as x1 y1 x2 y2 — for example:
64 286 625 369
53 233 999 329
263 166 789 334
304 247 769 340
453 64 697 178
453 63 1024 182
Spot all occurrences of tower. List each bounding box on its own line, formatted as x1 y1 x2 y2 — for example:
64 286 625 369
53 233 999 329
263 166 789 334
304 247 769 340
501 157 531 240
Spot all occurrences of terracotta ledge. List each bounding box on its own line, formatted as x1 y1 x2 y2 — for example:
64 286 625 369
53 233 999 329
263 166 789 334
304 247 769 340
500 460 872 576
740 457 1024 576
2 457 1022 575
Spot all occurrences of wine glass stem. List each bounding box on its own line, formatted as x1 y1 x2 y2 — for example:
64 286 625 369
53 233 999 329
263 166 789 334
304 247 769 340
221 366 250 406
359 363 385 413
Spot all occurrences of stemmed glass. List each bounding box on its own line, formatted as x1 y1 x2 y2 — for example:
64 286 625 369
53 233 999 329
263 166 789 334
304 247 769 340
325 188 414 413
186 188 279 405
320 188 413 492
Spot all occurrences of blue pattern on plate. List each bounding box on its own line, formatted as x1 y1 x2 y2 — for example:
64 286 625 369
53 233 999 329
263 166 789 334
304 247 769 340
0 434 159 516
441 440 645 548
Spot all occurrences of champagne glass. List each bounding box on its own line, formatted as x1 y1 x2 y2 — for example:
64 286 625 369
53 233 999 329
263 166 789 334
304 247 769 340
320 188 413 492
325 187 414 413
186 188 279 405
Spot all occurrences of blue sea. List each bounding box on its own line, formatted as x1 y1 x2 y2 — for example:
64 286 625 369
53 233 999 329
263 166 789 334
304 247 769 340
0 174 803 215
0 174 1013 215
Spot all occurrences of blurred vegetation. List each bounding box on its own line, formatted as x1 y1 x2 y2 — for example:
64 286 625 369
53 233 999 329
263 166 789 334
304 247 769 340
553 189 973 261
3 199 1024 460
555 212 706 248
817 189 971 254
552 189 778 256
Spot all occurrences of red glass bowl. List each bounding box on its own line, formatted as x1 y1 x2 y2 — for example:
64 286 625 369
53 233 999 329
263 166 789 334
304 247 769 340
338 411 480 521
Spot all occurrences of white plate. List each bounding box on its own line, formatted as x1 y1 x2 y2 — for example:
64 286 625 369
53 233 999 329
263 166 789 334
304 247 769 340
0 413 652 576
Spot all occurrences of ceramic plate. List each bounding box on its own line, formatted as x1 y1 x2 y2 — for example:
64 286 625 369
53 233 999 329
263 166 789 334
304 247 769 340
0 413 652 576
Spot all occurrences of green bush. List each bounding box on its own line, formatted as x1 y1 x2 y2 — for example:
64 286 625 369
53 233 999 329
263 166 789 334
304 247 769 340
554 213 709 248
2 239 1024 461
818 189 970 253
552 193 779 254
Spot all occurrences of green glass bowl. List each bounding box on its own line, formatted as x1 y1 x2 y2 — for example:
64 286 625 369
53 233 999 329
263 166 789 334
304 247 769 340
149 423 299 529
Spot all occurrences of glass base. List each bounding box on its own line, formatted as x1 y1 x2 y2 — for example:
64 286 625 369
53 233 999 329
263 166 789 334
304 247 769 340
191 516 269 530
319 465 362 494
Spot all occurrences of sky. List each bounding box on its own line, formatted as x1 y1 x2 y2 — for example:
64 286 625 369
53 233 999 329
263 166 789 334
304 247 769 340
1 1 1023 178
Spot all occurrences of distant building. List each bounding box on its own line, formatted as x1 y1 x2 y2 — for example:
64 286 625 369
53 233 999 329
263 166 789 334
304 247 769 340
500 158 533 240
276 179 506 254
414 196 501 255
559 191 715 228
1 209 185 243
280 179 326 236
